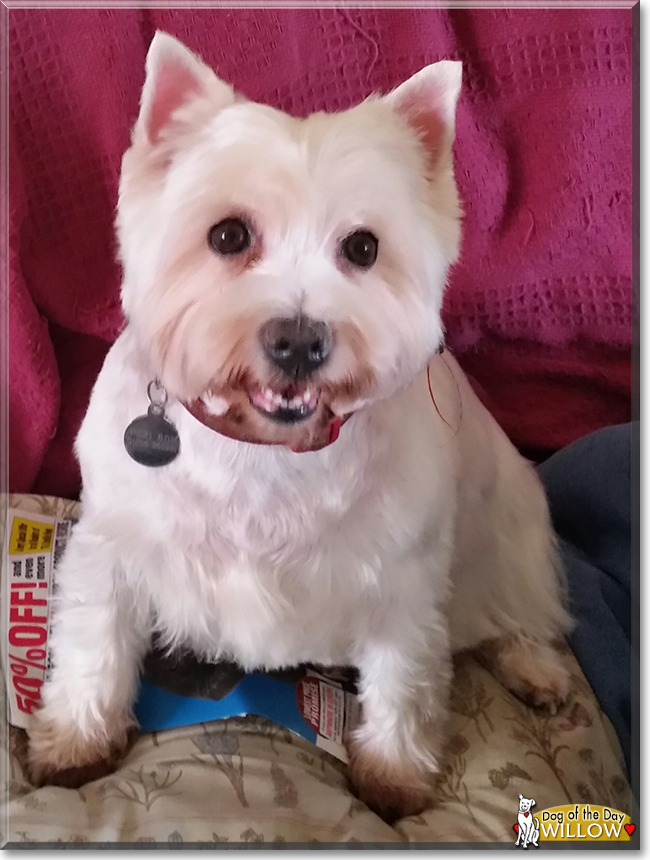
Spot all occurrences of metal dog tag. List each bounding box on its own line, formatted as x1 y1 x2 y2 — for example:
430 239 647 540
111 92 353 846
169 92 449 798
124 381 180 468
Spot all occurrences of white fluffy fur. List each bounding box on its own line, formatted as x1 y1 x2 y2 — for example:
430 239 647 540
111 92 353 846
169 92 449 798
29 33 571 812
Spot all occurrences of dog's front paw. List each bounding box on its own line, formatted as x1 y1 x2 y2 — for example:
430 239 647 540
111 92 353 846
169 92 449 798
26 711 132 788
346 741 434 824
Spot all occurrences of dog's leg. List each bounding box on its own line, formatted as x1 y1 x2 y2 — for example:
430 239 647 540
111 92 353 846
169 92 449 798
450 455 572 713
478 635 570 714
27 528 148 787
532 822 540 847
346 596 450 823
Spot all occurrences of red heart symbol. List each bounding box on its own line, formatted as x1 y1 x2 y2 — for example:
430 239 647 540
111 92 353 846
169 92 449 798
513 824 519 834
625 824 635 836
524 812 529 817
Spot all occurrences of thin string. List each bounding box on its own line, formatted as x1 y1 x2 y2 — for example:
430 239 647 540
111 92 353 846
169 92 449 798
426 353 463 437
342 9 380 85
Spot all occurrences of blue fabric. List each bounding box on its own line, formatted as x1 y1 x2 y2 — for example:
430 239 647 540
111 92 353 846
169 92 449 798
538 423 633 774
135 673 318 743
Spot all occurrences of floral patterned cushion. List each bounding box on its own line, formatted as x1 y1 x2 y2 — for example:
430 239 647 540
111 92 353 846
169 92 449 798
1 496 631 846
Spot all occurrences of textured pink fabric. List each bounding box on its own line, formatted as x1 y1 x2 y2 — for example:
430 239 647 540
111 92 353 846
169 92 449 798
8 8 633 495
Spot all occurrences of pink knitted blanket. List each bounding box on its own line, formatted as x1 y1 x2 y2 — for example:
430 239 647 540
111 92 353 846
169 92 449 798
9 8 633 496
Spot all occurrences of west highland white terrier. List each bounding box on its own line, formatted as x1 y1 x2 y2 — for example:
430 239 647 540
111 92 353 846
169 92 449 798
27 33 571 822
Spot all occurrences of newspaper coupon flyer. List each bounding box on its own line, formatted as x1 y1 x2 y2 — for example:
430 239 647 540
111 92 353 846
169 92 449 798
1 508 73 729
1 500 359 762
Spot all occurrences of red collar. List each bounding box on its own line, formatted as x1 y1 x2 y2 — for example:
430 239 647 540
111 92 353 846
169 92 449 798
182 399 352 453
290 414 347 452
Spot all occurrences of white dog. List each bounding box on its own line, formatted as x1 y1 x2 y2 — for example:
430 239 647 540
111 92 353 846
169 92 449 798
27 33 571 822
516 795 540 848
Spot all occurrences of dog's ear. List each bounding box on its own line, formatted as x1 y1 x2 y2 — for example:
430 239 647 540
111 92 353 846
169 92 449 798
531 800 536 807
135 31 235 145
385 61 462 167
519 794 524 801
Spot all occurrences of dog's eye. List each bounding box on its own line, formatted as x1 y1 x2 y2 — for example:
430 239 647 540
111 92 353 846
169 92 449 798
341 230 378 268
208 219 251 255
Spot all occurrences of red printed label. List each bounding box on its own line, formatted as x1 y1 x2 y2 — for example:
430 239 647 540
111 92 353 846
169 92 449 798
296 674 346 744
296 678 321 733
6 583 49 712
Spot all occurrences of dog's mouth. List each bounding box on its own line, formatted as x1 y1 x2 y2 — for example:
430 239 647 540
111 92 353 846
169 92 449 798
186 370 370 451
248 382 320 425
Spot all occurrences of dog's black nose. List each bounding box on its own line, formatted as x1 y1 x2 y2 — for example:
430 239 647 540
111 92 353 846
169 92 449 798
260 316 332 379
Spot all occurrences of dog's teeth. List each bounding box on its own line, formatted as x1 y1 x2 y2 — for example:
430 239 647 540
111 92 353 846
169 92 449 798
250 384 319 418
250 388 279 413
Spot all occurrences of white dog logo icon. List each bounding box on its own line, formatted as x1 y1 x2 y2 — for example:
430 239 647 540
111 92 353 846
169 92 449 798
515 795 540 848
